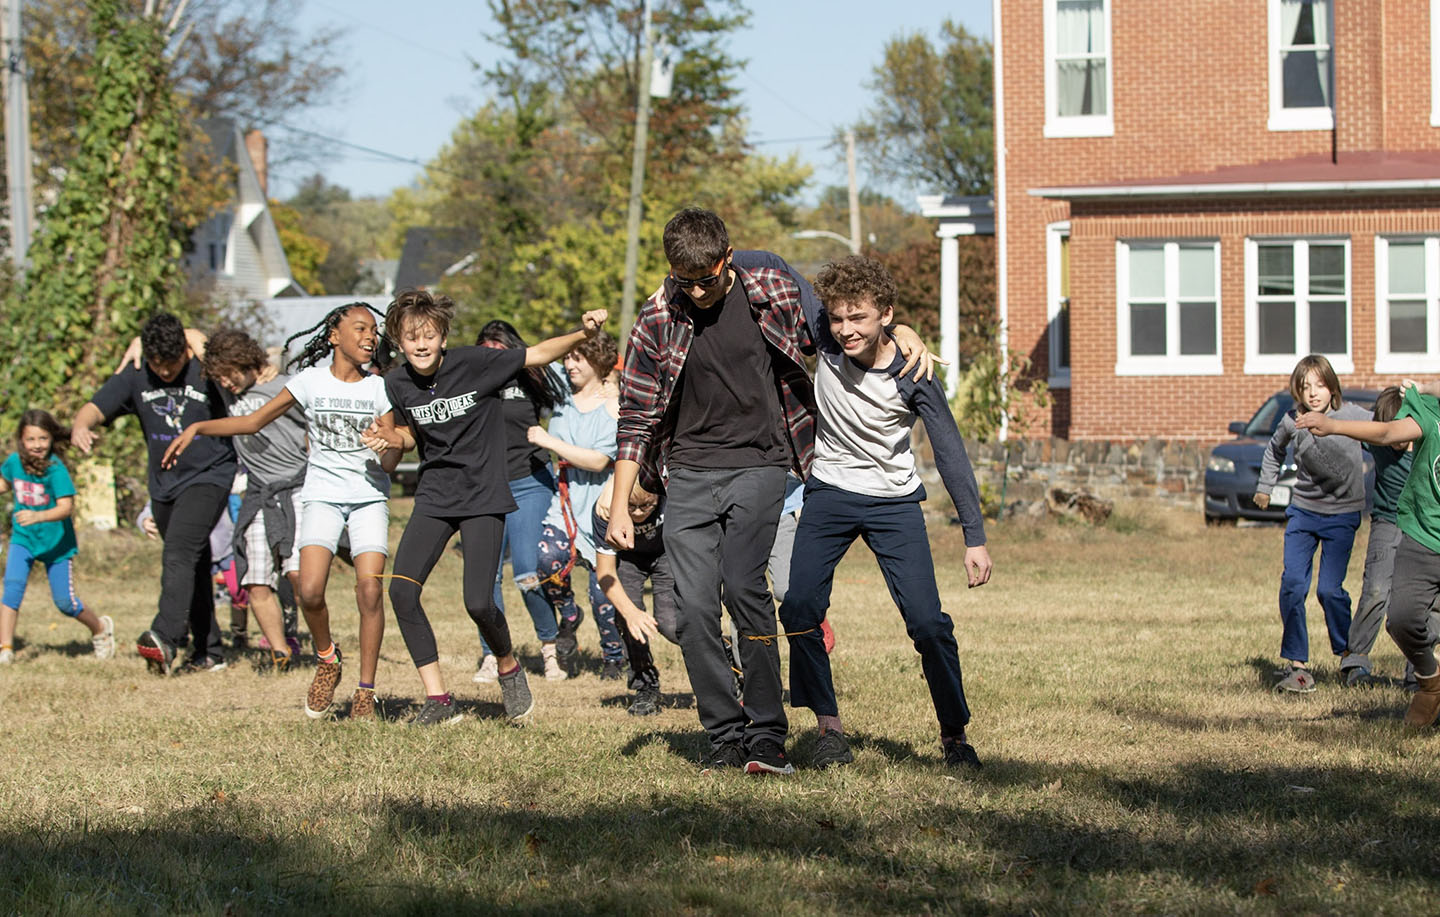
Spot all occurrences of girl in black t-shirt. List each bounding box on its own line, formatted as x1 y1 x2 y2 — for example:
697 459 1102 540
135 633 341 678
471 320 571 684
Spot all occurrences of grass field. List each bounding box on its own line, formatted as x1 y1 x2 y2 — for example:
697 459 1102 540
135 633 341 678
1 498 1438 915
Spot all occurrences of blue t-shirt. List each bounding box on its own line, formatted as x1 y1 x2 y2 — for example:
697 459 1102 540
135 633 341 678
2 453 79 562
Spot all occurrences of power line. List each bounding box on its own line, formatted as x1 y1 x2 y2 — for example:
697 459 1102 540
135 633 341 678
307 0 477 68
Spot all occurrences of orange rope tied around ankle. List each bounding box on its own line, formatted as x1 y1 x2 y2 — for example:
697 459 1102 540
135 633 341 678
537 461 579 588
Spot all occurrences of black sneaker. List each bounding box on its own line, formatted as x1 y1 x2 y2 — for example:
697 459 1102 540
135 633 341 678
555 627 579 678
744 739 794 776
943 740 982 771
705 742 745 770
812 729 854 769
600 659 624 681
627 684 661 717
411 698 463 727
499 664 535 723
181 654 229 674
136 630 177 677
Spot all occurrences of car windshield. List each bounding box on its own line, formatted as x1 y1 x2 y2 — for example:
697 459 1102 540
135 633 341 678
1245 393 1294 438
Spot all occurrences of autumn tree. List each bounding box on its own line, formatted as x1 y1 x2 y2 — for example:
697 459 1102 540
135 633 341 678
848 19 993 195
286 174 395 296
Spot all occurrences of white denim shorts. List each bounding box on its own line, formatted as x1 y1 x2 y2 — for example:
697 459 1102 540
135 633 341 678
298 499 390 558
239 490 305 587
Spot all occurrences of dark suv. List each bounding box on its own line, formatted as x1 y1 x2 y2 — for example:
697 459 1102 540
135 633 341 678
1204 389 1379 525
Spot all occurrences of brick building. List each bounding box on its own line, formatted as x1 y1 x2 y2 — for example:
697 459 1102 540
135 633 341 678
995 0 1440 441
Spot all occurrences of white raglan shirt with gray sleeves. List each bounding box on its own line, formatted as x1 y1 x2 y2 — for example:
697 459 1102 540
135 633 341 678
1257 401 1371 515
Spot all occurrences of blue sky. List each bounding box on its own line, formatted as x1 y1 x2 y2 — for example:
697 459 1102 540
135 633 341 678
278 1 992 207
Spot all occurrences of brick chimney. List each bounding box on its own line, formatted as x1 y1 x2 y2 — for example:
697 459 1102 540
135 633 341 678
244 129 268 197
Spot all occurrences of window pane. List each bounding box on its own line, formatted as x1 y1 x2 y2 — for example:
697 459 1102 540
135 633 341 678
1056 60 1107 117
1310 300 1347 353
1389 242 1426 295
1259 301 1296 354
1282 50 1331 108
1258 245 1295 295
1179 302 1217 355
1056 0 1105 54
1178 246 1216 298
1130 303 1166 356
1128 246 1165 299
1309 244 1345 295
1052 303 1071 370
1389 301 1427 353
1059 236 1070 298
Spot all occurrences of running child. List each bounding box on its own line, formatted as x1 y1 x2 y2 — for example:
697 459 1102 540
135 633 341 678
0 410 114 663
471 320 569 684
1255 354 1371 693
163 303 401 720
200 329 310 669
776 255 991 772
373 290 607 726
593 472 675 716
72 313 236 673
532 331 623 680
1337 387 1418 687
1298 382 1440 725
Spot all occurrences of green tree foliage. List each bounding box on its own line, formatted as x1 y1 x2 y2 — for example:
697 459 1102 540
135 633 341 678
848 20 993 195
285 175 395 296
394 0 811 342
0 0 199 515
268 199 330 295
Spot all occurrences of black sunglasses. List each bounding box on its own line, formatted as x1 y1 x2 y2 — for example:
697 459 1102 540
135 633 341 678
671 264 726 289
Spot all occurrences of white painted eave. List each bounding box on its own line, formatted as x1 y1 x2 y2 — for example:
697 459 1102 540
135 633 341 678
917 193 995 218
1029 178 1440 199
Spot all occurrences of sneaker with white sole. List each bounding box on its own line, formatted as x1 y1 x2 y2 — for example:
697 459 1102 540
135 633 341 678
305 649 343 719
1275 665 1316 694
499 664 535 723
0 647 13 665
92 615 115 660
744 739 794 775
473 654 499 684
412 697 462 727
541 643 567 681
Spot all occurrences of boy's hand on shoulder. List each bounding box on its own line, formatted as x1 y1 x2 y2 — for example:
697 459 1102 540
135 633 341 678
964 545 992 588
1295 412 1333 435
891 325 940 382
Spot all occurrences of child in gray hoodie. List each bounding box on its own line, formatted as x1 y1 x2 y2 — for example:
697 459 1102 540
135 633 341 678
1255 354 1370 693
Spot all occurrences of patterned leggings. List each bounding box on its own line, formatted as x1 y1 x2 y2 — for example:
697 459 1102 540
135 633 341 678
537 522 624 663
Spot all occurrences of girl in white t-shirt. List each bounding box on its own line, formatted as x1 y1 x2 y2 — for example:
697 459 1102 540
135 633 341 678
163 303 402 722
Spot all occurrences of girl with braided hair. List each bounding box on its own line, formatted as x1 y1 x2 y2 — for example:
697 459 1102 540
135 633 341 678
163 303 403 721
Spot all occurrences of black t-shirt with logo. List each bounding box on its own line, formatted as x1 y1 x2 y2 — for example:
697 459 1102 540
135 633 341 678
500 373 553 482
669 278 789 470
592 500 665 558
89 360 237 502
385 345 526 517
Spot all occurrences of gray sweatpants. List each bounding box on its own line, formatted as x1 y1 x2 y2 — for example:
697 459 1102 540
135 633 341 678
1345 519 1440 677
1386 532 1440 679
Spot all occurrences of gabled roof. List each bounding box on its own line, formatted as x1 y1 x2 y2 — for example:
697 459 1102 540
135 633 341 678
1031 151 1440 200
394 227 475 290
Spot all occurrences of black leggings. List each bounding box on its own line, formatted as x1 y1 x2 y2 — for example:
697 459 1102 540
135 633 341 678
389 511 510 668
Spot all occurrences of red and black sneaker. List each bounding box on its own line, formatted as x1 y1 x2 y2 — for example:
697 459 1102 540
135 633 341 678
743 739 794 776
136 630 177 677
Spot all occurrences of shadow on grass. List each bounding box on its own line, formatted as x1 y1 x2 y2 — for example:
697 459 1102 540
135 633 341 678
25 638 95 659
7 760 1440 912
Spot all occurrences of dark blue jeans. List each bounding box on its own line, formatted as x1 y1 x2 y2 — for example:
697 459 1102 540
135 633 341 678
481 467 559 652
1279 505 1361 662
779 480 971 738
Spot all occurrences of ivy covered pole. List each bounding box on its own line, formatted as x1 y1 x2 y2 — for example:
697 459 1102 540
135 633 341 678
2 0 187 418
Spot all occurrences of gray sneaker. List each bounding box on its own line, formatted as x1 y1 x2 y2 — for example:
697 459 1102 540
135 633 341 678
411 697 462 727
1275 665 1316 694
499 664 535 723
627 684 661 717
812 729 854 769
92 615 115 660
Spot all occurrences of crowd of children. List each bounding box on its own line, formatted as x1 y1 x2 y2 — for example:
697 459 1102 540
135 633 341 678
49 205 1440 772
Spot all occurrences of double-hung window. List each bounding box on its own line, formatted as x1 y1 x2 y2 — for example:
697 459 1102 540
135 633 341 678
1268 0 1334 131
1047 223 1071 387
1245 239 1351 374
1376 237 1440 373
1044 0 1113 137
1115 241 1222 375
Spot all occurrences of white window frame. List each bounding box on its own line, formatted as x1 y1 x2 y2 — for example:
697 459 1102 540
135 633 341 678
1375 236 1440 374
1043 0 1114 138
1114 239 1224 376
1244 237 1353 375
1432 0 1440 126
1046 221 1072 388
1267 0 1335 132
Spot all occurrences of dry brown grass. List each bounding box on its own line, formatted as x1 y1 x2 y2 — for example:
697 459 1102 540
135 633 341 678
1 498 1437 915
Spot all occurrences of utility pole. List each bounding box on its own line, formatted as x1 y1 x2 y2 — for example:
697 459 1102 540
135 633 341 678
845 130 861 255
2 0 33 271
618 0 654 344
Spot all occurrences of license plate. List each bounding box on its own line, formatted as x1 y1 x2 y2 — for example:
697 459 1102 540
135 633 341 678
1270 485 1291 507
